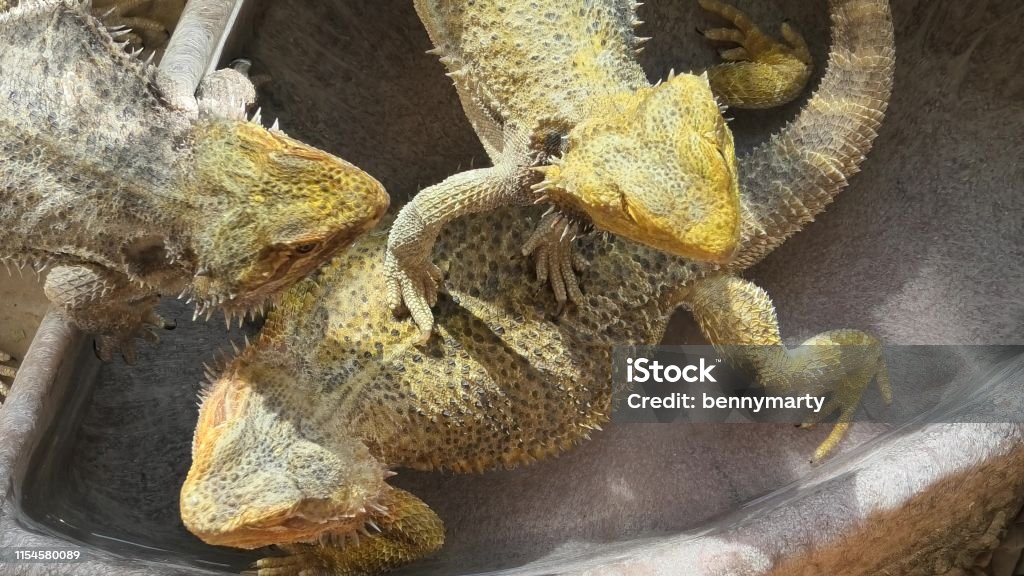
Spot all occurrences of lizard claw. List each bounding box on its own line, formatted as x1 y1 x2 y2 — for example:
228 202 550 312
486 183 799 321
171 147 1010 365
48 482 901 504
697 0 812 109
384 249 443 343
93 335 136 364
1 349 16 404
253 547 324 576
522 212 586 306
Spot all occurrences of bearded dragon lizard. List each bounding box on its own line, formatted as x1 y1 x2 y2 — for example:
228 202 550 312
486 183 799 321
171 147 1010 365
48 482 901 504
384 0 814 342
0 0 390 377
0 0 183 397
180 0 894 573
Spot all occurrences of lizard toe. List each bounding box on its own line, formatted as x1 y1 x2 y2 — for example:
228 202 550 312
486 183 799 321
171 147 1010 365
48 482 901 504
384 248 442 339
698 0 813 108
523 213 585 307
254 548 323 576
0 352 15 404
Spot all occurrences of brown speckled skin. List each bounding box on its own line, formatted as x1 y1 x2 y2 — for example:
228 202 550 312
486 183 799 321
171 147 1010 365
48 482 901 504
0 0 389 363
182 0 895 574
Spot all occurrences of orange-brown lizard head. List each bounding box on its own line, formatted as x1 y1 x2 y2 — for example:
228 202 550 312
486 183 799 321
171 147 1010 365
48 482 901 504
180 351 389 549
538 72 741 263
185 120 389 321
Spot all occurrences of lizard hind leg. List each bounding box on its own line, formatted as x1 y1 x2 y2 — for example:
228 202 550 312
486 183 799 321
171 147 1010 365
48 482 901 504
697 0 813 109
254 488 444 576
793 329 893 460
680 274 892 462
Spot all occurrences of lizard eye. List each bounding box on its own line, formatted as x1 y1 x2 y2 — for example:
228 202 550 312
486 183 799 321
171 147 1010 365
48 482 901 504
293 242 319 255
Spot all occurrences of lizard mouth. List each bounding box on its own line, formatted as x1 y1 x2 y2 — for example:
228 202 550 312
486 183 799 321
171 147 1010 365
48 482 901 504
179 219 377 328
189 497 389 550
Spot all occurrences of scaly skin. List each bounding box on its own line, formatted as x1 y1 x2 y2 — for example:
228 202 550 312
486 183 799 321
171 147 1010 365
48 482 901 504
1 0 183 58
0 0 389 364
0 351 13 402
699 0 813 109
181 0 895 573
384 0 815 342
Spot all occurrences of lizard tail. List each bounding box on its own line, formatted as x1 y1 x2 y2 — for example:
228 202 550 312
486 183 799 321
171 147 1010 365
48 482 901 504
732 0 895 269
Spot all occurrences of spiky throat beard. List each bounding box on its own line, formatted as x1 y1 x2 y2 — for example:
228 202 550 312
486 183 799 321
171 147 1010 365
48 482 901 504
177 277 281 329
528 175 599 244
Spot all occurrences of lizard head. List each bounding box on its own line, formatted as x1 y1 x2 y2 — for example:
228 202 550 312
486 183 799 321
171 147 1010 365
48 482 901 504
181 351 390 549
187 120 389 321
538 72 740 263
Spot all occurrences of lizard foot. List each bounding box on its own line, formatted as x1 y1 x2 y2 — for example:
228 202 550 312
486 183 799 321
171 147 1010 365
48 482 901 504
521 211 587 308
792 329 892 462
684 275 892 461
44 264 176 365
91 308 174 365
384 249 443 344
698 0 812 109
383 166 510 344
196 60 258 120
0 349 15 404
253 488 443 576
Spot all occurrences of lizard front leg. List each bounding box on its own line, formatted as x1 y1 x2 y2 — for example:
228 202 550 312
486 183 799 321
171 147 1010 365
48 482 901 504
94 0 182 57
697 0 813 109
43 264 175 364
385 165 520 342
679 274 892 461
254 488 444 576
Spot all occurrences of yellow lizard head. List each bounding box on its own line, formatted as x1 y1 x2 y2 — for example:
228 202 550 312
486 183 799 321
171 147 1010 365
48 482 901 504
181 352 390 549
538 72 740 263
187 120 389 320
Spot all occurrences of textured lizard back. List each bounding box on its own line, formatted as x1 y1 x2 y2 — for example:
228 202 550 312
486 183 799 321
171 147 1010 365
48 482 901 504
414 0 649 126
0 0 187 269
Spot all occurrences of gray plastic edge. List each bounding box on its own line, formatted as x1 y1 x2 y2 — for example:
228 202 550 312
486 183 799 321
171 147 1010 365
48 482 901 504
0 309 80 501
159 0 247 93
